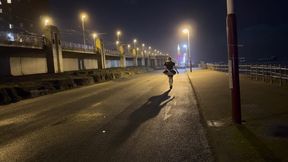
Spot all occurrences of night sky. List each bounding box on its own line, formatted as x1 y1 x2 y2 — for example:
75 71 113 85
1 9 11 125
50 0 288 64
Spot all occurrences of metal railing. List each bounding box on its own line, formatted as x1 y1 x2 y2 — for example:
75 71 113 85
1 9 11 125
0 31 43 49
61 41 94 53
105 49 119 56
207 64 288 86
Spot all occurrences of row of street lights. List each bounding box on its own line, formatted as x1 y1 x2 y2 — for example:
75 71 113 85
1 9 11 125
114 30 167 57
42 12 166 56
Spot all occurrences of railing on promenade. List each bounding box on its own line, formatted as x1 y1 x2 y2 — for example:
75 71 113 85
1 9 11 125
61 41 95 53
105 49 119 56
207 64 288 86
0 31 43 49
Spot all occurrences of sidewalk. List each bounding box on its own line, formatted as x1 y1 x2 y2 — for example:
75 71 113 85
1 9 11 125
187 70 288 162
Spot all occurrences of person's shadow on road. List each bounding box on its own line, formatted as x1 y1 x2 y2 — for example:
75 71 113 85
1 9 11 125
112 89 175 146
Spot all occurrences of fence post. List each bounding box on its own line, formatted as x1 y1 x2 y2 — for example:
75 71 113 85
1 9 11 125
284 66 288 85
279 64 282 86
269 64 272 84
262 65 265 82
249 64 252 80
256 65 258 80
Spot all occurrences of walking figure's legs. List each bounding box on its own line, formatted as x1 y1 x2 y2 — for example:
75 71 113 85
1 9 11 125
169 76 173 89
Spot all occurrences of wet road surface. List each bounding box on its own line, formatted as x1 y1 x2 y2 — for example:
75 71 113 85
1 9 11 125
0 71 213 162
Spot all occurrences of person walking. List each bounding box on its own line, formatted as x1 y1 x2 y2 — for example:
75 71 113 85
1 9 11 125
163 57 179 89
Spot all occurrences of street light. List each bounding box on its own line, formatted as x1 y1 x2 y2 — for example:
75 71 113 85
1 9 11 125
92 32 98 52
92 32 98 45
44 19 50 26
133 39 137 48
92 32 98 39
116 30 122 42
42 16 52 27
182 28 192 72
116 40 120 46
80 12 88 49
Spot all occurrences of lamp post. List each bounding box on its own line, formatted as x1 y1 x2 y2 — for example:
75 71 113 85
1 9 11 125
226 0 241 124
44 19 50 26
183 28 192 72
116 41 120 46
92 32 98 49
133 39 137 48
81 13 87 50
116 30 122 42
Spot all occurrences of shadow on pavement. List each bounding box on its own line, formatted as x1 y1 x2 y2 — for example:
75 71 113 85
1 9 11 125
112 89 174 146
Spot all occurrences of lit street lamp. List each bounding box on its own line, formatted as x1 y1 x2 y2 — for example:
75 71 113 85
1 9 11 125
44 19 50 26
182 28 192 72
92 32 98 46
133 39 137 48
80 13 88 50
42 16 52 27
116 30 122 42
116 40 120 46
92 33 98 40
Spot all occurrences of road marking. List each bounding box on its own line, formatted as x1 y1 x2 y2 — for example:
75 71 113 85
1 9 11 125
91 102 102 108
164 105 172 121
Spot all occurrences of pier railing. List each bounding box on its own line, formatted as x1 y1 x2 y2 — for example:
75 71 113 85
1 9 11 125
207 64 288 86
0 32 43 49
61 41 95 53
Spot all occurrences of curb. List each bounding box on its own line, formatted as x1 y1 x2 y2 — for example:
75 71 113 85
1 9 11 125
186 71 218 162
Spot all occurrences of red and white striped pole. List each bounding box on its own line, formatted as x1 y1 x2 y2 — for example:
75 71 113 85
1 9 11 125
226 0 242 124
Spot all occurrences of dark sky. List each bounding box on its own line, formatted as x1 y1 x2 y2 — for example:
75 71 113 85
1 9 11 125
50 0 288 63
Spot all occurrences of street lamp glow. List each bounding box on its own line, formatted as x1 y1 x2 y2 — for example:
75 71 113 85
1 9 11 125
142 43 145 47
92 33 98 39
116 30 122 41
117 30 122 36
133 39 137 48
80 12 88 49
44 19 50 26
149 46 151 50
182 27 192 72
116 41 120 45
80 13 87 21
42 16 52 26
127 44 131 49
182 28 189 34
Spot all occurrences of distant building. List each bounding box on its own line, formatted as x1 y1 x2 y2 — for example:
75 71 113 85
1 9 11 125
0 0 49 34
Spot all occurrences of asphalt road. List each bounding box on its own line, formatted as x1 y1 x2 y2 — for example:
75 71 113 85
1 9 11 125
0 70 214 162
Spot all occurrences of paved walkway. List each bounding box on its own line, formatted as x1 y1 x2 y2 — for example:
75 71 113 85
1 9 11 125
0 71 213 162
188 70 288 162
